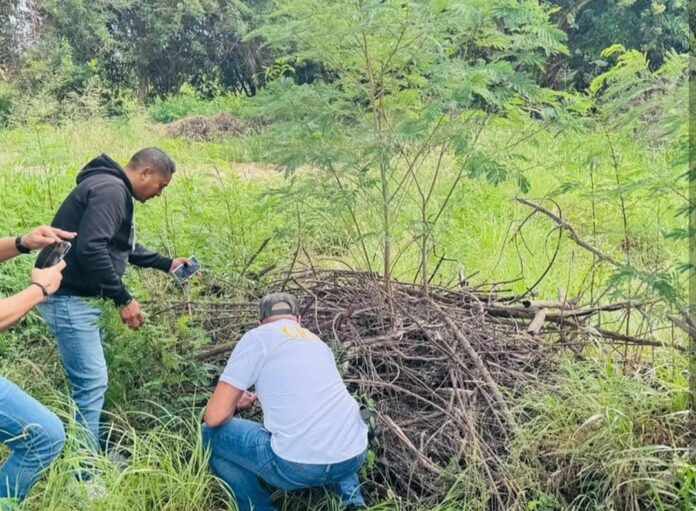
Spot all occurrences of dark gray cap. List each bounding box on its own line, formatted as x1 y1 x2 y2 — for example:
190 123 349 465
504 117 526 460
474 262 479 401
259 292 300 320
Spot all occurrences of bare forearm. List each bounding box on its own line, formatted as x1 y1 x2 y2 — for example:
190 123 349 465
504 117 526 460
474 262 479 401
0 286 44 332
0 237 21 263
204 382 242 428
204 396 238 427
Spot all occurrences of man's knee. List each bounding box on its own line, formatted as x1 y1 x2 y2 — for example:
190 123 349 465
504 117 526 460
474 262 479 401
73 368 108 400
94 369 108 394
44 415 66 461
25 413 66 464
200 420 253 454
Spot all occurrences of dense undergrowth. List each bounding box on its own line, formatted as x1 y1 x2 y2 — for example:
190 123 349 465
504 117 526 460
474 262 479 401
0 102 691 510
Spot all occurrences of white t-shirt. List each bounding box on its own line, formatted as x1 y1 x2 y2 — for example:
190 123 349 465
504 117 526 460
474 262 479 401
219 319 368 464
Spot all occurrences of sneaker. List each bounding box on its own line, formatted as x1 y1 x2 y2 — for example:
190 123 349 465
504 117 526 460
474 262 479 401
68 475 108 502
83 477 108 501
105 449 131 471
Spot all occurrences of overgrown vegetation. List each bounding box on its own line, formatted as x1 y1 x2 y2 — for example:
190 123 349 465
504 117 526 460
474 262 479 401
0 0 691 510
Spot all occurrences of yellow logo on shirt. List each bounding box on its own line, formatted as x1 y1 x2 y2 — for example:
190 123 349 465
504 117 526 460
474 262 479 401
282 326 320 341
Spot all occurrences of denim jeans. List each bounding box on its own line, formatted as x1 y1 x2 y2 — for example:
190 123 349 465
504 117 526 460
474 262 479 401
202 419 366 511
0 376 65 508
37 295 106 453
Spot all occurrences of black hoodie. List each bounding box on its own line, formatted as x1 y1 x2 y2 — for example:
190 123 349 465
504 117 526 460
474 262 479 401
44 154 172 306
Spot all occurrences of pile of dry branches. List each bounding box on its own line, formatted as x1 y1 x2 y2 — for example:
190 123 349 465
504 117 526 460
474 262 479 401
172 269 657 506
165 112 247 141
147 196 687 506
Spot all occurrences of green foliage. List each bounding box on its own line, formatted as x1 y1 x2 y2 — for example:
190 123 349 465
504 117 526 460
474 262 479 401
9 37 138 124
23 410 228 511
586 46 689 308
0 80 16 127
512 358 692 510
0 0 27 72
544 0 689 89
526 493 562 511
99 303 215 414
148 86 248 124
1 0 689 118
35 0 260 103
250 0 568 286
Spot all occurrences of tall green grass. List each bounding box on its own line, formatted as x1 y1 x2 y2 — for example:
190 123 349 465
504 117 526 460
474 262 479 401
0 114 690 510
510 357 692 510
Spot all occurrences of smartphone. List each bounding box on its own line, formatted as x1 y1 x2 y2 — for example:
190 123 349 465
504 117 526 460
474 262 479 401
35 241 72 269
172 256 201 284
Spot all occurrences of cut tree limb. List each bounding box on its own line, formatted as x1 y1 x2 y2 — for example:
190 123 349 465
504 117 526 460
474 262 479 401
668 315 696 340
195 341 237 361
427 297 516 430
516 197 625 268
380 414 444 476
527 309 547 335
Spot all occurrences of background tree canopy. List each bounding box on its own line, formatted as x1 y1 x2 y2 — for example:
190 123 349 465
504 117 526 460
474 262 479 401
543 0 689 88
0 0 689 112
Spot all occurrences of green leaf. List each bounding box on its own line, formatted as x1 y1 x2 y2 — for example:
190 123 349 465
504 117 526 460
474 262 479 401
516 173 531 194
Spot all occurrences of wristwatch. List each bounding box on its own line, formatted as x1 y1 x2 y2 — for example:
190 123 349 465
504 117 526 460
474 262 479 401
15 236 30 254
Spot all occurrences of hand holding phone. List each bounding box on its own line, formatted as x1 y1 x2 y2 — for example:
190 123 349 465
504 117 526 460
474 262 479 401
171 256 201 285
30 260 66 296
35 241 72 269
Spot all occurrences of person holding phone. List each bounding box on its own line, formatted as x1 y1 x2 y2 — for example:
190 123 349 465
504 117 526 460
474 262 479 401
36 148 192 453
0 225 75 509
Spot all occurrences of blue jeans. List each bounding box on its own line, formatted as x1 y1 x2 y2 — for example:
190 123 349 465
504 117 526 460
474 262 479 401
0 377 65 507
202 419 366 511
37 295 106 453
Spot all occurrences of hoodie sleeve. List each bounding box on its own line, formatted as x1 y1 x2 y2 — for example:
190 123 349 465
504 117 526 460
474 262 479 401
74 182 133 306
129 243 172 272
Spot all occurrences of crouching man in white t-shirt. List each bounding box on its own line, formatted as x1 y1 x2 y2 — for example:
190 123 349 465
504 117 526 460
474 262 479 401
202 293 368 511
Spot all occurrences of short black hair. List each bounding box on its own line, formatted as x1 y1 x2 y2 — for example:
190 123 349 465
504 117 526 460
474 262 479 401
127 147 176 175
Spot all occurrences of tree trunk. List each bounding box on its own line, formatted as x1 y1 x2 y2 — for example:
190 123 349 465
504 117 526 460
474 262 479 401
137 71 149 106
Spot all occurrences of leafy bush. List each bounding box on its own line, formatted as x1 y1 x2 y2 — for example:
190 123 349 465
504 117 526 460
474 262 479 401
0 81 15 127
149 85 247 124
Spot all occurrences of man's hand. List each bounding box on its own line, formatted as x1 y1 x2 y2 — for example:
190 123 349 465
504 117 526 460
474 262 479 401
170 257 191 273
236 391 257 412
119 298 145 331
21 226 76 251
30 260 66 295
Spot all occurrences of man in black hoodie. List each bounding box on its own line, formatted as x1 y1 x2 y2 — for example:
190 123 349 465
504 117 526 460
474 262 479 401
36 148 189 452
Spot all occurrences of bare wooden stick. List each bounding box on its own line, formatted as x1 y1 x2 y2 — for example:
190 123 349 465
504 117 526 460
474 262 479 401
516 197 625 267
667 315 696 340
241 237 272 276
380 414 445 476
527 309 546 335
589 327 685 352
194 341 237 361
426 297 516 430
